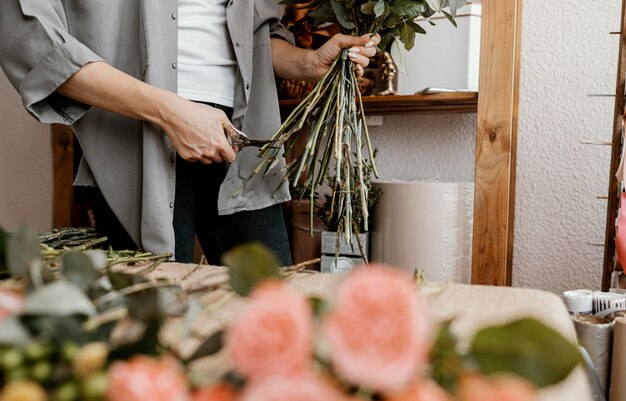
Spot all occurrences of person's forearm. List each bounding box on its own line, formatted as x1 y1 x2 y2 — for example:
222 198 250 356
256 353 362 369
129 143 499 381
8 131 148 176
56 61 236 164
271 38 318 81
56 61 176 127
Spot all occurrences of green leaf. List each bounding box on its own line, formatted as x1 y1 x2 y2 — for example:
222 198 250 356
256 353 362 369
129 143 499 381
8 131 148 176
62 252 100 290
389 0 426 17
309 2 338 26
390 37 407 74
430 322 465 392
127 289 160 321
222 243 281 297
188 330 224 361
425 0 444 12
0 316 31 347
374 0 386 17
400 21 416 50
469 318 582 388
442 10 457 27
109 272 134 291
331 0 356 30
21 315 87 344
407 19 427 34
6 226 40 279
24 280 96 317
447 0 466 17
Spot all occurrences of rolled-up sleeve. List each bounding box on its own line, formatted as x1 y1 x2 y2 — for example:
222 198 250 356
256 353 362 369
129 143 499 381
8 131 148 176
0 0 103 124
267 4 295 46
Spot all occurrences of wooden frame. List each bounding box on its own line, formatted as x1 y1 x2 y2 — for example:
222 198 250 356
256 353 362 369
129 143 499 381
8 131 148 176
51 0 523 285
601 0 626 291
471 0 523 285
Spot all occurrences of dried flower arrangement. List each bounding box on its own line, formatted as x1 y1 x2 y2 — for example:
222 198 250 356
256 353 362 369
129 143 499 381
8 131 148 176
241 0 465 250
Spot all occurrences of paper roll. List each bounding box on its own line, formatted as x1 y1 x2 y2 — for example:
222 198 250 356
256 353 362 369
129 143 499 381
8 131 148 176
610 317 626 401
371 181 473 283
573 315 615 397
563 289 593 315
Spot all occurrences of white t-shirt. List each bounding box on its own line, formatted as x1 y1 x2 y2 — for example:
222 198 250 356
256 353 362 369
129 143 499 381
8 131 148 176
177 0 237 107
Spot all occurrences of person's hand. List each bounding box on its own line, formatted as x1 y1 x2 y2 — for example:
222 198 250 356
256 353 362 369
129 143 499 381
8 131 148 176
159 94 236 164
310 33 381 80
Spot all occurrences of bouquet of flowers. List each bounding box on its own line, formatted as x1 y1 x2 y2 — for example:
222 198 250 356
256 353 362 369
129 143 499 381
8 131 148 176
0 228 581 401
242 0 465 250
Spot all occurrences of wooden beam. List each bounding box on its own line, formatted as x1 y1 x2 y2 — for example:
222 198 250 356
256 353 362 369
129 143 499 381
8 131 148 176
51 124 74 229
601 0 626 291
471 0 523 285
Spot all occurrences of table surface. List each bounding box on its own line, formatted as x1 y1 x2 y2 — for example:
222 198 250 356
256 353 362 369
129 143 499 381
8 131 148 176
118 262 593 401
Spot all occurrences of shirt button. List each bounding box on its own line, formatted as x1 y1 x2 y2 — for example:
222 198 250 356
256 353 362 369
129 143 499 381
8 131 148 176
245 83 250 90
171 13 177 20
235 42 240 47
229 0 234 5
171 62 177 69
169 202 174 209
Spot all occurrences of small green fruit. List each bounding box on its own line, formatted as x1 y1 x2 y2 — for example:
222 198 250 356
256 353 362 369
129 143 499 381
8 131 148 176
52 381 79 401
30 361 52 382
80 372 108 401
1 349 24 371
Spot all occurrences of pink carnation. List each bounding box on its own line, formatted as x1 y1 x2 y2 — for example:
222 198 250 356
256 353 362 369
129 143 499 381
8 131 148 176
226 281 313 378
192 382 236 401
323 265 432 393
385 380 453 401
458 374 537 401
106 356 190 401
0 290 25 322
240 373 348 401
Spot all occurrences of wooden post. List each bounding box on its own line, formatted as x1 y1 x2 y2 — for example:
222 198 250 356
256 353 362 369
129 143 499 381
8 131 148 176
601 0 626 291
471 0 523 285
51 124 74 229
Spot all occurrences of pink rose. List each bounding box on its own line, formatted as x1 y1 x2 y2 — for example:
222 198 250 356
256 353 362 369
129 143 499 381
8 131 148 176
0 290 25 322
385 380 453 401
458 374 536 401
192 383 236 401
322 265 432 393
226 281 313 378
240 373 348 401
106 356 190 401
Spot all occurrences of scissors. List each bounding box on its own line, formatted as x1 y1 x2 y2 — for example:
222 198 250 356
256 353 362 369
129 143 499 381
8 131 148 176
223 124 281 153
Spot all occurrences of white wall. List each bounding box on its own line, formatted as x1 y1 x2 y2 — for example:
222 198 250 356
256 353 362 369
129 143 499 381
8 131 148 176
369 1 620 293
0 72 53 233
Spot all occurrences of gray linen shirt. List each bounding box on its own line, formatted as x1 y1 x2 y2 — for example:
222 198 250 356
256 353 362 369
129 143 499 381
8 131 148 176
0 0 293 255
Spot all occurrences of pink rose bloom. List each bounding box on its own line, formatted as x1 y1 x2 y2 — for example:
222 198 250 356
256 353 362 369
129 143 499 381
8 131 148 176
192 383 236 401
458 374 536 401
386 380 453 401
106 356 190 401
226 281 313 378
0 290 25 321
323 265 432 393
240 373 348 401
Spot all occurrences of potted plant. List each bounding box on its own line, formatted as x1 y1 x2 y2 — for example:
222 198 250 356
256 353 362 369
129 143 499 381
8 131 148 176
316 153 382 274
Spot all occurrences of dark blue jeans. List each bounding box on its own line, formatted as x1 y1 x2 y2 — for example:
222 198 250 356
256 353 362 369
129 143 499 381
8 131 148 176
173 103 291 266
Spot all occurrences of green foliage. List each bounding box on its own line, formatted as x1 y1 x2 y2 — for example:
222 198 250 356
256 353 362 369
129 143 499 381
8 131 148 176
429 321 465 392
281 0 463 53
222 243 281 297
469 318 582 388
62 253 100 290
187 331 224 362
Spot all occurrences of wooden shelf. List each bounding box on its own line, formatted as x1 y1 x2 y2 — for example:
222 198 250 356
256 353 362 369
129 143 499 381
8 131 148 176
279 91 478 117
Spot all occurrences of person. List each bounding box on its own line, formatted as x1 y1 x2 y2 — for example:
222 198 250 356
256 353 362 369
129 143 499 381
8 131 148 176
0 0 379 265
